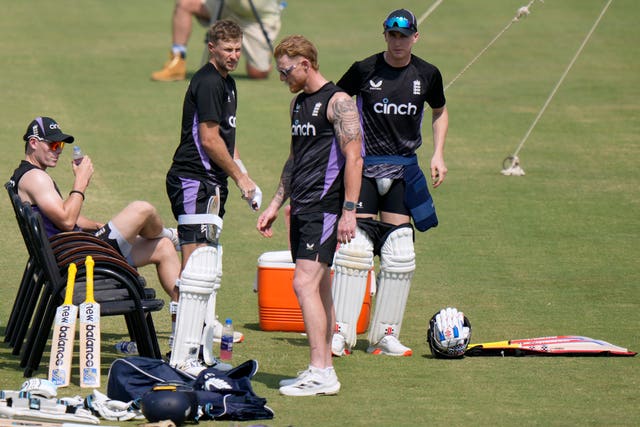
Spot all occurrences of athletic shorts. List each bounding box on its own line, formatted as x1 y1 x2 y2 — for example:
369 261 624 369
93 222 133 264
201 0 281 72
289 212 338 266
357 176 410 216
166 174 228 244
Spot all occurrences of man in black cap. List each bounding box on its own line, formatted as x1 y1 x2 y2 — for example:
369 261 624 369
11 116 182 349
331 8 449 357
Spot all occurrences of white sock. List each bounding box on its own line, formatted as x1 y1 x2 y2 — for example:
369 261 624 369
156 227 174 240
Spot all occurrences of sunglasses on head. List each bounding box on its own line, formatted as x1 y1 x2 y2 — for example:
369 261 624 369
384 16 415 31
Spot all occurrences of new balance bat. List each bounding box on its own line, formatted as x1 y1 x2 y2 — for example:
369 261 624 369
79 256 100 388
48 263 78 387
465 335 636 356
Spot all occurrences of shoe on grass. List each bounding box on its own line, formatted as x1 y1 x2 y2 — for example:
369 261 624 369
331 333 351 357
279 366 340 396
366 335 413 357
151 53 186 82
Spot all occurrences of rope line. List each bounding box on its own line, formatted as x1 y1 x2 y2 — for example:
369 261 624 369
418 0 444 25
509 0 614 160
445 1 542 91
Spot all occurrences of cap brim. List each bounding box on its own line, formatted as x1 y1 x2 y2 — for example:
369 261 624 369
384 27 415 36
58 133 75 143
47 131 75 143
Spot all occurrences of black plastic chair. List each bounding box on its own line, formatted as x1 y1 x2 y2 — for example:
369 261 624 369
4 181 165 377
20 207 165 377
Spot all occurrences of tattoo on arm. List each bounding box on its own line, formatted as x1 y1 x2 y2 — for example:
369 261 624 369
274 157 293 206
332 97 361 149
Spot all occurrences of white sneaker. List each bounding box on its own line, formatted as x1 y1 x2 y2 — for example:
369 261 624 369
366 335 413 357
279 368 311 387
331 333 351 357
212 318 244 343
279 367 341 396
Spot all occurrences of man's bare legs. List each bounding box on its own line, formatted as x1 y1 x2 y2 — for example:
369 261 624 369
110 201 180 302
172 0 211 47
292 259 334 370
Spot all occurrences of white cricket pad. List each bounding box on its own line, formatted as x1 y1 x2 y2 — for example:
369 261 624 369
331 227 374 350
201 245 223 365
170 246 219 368
368 226 415 346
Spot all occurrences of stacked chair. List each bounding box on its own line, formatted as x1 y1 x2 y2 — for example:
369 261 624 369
4 181 165 377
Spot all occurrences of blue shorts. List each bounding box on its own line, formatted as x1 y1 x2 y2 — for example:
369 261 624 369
289 212 338 266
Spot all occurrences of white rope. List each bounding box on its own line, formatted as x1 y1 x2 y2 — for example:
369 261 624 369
418 0 444 25
445 1 543 91
509 0 614 161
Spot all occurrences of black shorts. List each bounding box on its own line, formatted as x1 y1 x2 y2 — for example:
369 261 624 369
93 222 133 264
357 176 410 216
166 173 228 244
289 212 338 266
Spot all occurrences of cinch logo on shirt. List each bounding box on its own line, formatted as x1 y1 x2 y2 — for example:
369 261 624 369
291 120 316 136
373 98 418 116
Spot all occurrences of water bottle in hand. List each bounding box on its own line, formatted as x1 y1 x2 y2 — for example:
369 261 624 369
219 318 234 360
72 146 84 165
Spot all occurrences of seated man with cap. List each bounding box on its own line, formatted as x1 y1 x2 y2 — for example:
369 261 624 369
10 116 182 350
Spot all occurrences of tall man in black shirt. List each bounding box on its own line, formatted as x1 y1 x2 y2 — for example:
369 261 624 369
331 8 450 358
257 35 363 396
166 20 261 373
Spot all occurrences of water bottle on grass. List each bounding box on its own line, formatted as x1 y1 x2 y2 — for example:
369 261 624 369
115 341 137 354
219 318 234 360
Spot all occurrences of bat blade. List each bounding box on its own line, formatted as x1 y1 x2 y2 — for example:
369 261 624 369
48 263 78 387
467 335 636 356
79 256 100 388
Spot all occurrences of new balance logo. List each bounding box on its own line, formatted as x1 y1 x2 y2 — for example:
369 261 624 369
312 102 322 116
369 79 383 90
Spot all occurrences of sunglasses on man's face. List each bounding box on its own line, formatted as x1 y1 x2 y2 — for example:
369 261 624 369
278 62 299 79
39 138 65 151
384 16 415 31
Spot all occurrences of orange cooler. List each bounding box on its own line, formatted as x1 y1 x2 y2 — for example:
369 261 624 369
257 250 372 333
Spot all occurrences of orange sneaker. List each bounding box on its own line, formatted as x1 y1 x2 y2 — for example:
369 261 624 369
151 53 186 81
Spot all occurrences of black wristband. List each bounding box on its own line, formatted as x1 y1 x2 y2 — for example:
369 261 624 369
69 190 85 201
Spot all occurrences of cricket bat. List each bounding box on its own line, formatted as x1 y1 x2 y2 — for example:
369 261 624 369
466 335 637 356
79 256 100 388
48 263 78 387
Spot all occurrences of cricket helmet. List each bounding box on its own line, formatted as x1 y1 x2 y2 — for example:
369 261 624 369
140 388 198 426
427 307 472 358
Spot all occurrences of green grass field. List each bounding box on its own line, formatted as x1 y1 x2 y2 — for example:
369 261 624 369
1 0 638 425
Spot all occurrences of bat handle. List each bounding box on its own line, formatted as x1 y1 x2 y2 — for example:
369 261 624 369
85 256 95 303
